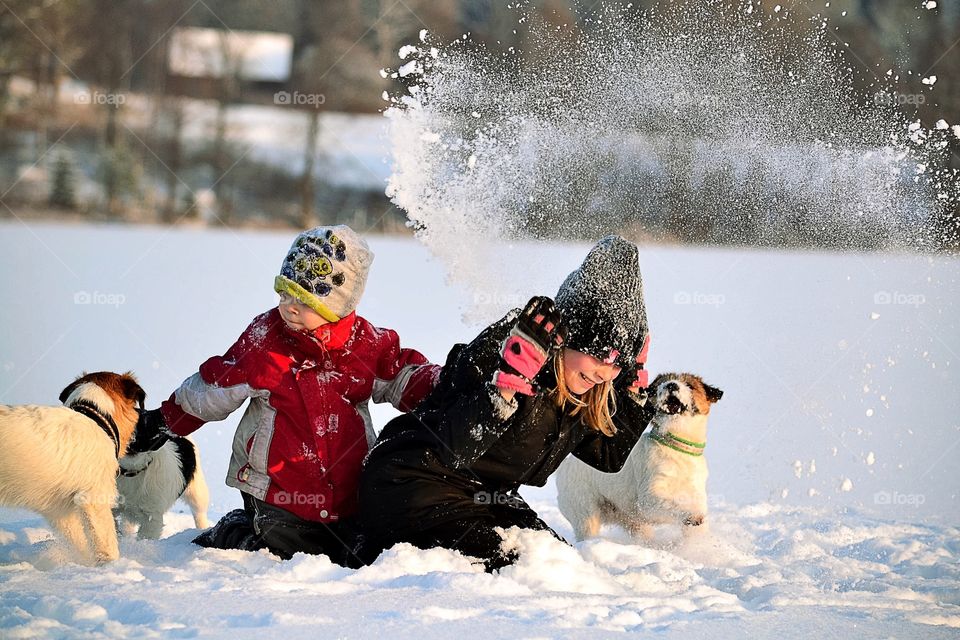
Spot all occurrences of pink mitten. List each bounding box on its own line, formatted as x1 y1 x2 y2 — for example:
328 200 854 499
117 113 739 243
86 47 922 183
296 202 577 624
492 296 566 396
626 335 651 394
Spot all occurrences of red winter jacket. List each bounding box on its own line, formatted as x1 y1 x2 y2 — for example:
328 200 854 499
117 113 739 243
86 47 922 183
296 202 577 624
160 308 439 522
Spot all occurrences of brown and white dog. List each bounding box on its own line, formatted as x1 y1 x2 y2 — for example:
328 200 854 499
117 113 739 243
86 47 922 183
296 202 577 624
556 373 723 542
0 372 144 563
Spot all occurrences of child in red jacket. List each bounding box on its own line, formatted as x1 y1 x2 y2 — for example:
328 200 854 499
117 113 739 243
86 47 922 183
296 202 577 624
131 225 439 565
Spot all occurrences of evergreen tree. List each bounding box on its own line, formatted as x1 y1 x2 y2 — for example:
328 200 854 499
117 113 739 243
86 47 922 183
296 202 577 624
49 150 77 209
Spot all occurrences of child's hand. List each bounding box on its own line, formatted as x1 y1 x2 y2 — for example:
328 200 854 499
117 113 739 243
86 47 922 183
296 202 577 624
493 296 566 396
618 335 650 402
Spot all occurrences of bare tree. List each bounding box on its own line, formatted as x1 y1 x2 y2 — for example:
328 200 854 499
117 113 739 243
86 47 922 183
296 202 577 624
71 0 141 216
0 0 87 159
291 0 370 227
136 0 193 222
0 1 34 133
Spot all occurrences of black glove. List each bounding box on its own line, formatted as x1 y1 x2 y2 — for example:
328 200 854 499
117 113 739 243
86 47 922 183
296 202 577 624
493 296 567 396
613 334 650 406
517 296 567 352
126 408 175 454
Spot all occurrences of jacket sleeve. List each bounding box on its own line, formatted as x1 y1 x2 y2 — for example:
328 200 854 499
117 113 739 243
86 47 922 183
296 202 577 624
427 311 523 471
571 388 655 472
160 315 267 436
370 327 442 412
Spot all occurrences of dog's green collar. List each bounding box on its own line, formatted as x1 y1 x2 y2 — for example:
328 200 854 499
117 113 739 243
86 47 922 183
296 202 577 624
649 431 706 457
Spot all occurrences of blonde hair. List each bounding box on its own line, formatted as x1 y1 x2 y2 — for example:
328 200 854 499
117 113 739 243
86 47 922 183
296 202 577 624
552 351 618 437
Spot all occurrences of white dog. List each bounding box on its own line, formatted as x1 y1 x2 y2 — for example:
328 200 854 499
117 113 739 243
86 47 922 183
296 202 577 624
115 437 211 539
0 372 144 563
556 372 723 542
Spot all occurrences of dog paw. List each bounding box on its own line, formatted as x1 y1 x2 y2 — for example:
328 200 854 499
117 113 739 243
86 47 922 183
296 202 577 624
683 514 705 527
94 550 119 564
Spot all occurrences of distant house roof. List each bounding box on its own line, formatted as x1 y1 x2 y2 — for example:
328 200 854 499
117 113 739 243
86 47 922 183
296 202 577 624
168 26 293 82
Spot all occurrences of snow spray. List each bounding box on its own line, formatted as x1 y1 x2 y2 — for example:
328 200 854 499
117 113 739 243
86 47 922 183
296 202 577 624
384 1 955 316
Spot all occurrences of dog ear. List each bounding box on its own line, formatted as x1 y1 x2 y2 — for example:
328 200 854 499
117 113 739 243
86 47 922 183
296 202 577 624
648 373 668 390
58 373 87 405
121 374 147 410
703 383 723 403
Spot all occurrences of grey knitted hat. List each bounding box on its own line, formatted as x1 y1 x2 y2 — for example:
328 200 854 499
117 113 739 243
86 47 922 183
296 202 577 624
555 235 648 369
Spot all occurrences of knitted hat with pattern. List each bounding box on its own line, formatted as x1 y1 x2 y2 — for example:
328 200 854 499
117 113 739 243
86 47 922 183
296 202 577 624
274 225 374 322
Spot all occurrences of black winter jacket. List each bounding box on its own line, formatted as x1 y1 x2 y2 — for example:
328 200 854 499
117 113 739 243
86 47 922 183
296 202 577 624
359 309 655 536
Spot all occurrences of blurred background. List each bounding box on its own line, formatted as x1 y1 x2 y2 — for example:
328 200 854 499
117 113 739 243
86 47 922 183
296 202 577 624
0 0 957 248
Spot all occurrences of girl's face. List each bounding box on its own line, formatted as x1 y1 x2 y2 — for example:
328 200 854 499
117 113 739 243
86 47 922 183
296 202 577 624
563 348 622 395
278 293 329 331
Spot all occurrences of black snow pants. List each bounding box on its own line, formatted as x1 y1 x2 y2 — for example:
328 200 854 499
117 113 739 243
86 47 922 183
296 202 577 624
368 496 567 572
192 492 376 568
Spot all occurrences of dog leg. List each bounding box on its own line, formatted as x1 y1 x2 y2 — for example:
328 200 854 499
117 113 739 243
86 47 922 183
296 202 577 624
113 507 137 538
573 512 602 541
114 506 141 538
136 513 164 540
49 509 93 560
120 517 139 537
682 515 709 539
181 463 211 529
627 521 656 543
81 501 120 563
682 512 706 527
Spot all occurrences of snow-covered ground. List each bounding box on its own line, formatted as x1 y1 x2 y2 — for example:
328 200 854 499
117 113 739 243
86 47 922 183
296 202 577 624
0 220 957 637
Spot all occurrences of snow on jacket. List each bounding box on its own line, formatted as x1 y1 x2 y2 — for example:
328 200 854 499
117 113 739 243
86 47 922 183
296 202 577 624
359 309 655 536
160 307 439 522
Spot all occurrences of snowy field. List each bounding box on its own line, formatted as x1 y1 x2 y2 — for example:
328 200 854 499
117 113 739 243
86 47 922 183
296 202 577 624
0 220 958 638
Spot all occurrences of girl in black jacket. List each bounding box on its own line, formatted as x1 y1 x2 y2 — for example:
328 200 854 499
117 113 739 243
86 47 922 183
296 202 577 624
359 236 654 571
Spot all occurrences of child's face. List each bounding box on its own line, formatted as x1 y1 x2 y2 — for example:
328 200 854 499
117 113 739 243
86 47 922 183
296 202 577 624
563 348 622 395
278 293 329 331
